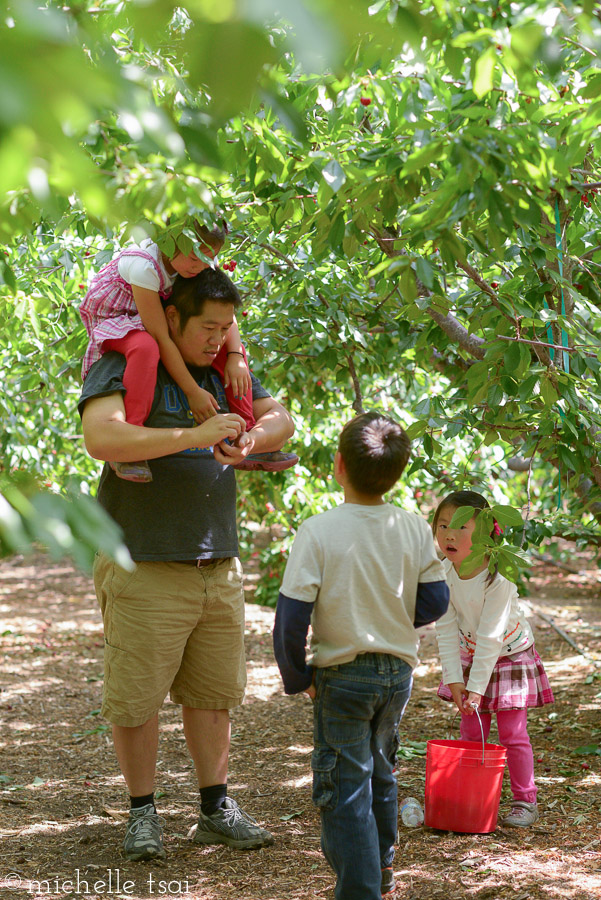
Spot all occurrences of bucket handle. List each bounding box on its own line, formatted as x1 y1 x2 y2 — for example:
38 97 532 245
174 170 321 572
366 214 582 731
450 704 485 766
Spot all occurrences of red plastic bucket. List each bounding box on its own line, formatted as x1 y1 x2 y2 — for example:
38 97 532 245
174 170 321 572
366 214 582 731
424 715 507 833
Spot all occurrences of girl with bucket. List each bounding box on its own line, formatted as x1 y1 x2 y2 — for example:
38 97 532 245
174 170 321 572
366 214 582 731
432 491 554 828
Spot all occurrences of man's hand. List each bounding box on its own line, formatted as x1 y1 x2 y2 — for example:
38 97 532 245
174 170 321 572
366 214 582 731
213 430 255 466
193 414 246 449
304 683 316 701
187 386 220 423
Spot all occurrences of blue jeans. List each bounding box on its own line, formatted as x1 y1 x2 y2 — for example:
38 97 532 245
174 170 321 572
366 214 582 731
312 653 413 900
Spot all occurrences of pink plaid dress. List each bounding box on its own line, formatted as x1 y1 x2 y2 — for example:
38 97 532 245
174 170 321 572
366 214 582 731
437 646 554 712
80 247 173 379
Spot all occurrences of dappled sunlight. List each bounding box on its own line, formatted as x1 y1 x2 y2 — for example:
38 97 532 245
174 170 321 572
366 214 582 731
281 774 312 789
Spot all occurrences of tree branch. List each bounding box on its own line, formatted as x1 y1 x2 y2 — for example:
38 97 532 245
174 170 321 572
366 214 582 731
347 351 364 414
426 307 485 359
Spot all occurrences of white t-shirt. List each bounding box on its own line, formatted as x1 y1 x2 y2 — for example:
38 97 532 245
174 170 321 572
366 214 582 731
280 502 446 670
117 239 176 292
435 558 534 694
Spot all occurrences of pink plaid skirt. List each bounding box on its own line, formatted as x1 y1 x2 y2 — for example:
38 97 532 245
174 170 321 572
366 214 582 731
437 645 554 712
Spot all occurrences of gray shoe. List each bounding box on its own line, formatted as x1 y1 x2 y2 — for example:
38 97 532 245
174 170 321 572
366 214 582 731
381 867 396 895
123 804 166 860
193 797 274 850
501 801 539 827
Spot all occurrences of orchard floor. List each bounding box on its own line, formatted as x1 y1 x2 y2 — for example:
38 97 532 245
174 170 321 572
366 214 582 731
0 549 600 900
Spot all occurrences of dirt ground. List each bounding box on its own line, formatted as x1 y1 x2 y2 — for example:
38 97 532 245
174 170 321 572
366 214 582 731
0 548 600 900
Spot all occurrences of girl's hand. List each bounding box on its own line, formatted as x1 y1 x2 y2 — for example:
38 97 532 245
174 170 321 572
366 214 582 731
463 691 482 714
187 387 220 423
193 413 245 448
448 682 468 714
223 353 252 400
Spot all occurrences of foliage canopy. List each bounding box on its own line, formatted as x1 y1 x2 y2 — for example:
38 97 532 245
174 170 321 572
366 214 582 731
1 0 600 590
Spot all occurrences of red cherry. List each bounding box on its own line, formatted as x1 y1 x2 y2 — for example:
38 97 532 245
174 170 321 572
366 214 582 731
360 97 372 106
581 194 588 202
536 757 544 763
575 283 583 289
242 311 248 317
230 261 237 270
491 282 499 289
79 283 85 289
316 380 322 386
581 763 591 770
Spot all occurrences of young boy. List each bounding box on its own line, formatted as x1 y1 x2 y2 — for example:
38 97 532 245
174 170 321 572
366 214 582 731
273 411 449 900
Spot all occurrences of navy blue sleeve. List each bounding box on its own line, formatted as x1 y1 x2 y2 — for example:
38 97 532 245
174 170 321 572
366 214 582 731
273 592 314 695
414 580 450 628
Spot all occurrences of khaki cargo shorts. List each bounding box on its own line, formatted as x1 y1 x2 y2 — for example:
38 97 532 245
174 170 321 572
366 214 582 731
93 553 247 727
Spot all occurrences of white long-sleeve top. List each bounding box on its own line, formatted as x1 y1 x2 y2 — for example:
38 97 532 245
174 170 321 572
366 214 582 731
435 558 534 695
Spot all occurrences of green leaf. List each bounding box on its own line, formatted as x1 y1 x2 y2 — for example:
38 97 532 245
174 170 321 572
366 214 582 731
322 160 346 194
490 505 523 528
415 256 434 289
449 506 476 528
473 47 496 99
574 745 601 756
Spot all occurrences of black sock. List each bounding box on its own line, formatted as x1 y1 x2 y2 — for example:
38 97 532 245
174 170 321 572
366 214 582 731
130 792 155 811
200 783 227 816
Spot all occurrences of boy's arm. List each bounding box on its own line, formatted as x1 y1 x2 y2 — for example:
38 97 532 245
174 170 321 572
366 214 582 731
132 286 219 420
414 581 449 627
273 593 314 695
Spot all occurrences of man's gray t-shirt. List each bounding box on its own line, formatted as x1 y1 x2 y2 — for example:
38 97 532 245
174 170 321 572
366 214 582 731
78 351 270 562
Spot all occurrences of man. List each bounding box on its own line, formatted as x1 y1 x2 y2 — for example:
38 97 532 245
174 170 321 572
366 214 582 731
79 267 294 861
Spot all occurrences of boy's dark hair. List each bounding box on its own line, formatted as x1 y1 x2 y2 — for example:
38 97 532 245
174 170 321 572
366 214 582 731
168 267 242 331
338 411 411 496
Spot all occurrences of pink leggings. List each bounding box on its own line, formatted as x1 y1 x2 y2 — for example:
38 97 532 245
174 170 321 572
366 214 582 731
103 332 160 426
460 708 537 803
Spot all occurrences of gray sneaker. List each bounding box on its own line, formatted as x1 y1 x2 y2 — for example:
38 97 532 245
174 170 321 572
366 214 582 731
501 801 539 827
123 804 166 860
193 797 274 850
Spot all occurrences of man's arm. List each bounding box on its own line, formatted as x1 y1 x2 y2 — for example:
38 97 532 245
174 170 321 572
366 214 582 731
212 395 294 465
81 392 245 462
